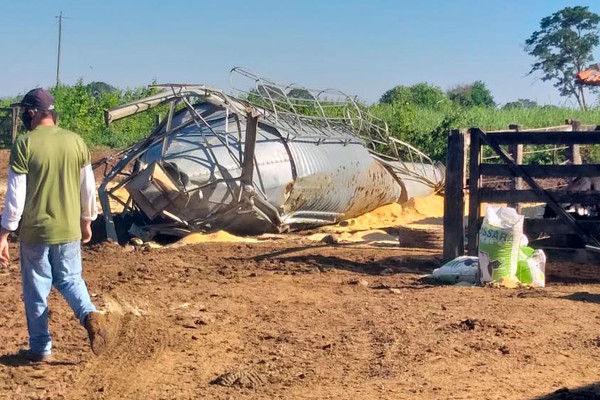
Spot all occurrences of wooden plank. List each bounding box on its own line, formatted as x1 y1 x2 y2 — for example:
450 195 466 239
542 247 600 264
443 129 465 260
567 120 582 164
479 163 600 178
467 128 482 256
529 234 585 248
508 125 523 211
463 130 470 188
524 218 600 235
476 216 600 236
522 125 572 132
486 131 600 145
491 125 572 133
477 130 600 247
479 189 600 203
11 107 18 143
581 124 600 131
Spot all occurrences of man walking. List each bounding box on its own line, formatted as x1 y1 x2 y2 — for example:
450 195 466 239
0 88 110 362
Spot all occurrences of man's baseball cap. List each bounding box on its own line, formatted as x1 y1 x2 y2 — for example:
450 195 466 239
11 88 55 111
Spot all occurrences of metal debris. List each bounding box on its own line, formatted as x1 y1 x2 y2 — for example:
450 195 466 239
97 68 445 241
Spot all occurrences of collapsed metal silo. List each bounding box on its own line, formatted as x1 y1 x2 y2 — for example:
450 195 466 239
97 68 444 241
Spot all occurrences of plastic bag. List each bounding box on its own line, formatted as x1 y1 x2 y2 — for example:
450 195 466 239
478 206 524 283
432 256 479 284
517 246 546 287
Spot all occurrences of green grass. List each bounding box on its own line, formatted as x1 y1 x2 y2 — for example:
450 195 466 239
370 103 600 163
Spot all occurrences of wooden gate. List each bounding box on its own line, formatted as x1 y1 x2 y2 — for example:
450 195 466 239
443 125 600 264
0 107 18 146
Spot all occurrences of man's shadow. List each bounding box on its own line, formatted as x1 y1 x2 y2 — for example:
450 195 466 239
0 352 75 367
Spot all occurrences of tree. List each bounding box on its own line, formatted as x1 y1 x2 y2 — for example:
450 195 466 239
470 81 496 107
287 88 314 101
256 84 284 100
87 81 117 98
502 98 538 109
409 83 451 108
379 83 450 109
525 6 600 110
447 81 495 107
379 85 411 104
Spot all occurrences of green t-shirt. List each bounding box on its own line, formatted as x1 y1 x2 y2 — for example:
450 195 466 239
9 125 90 244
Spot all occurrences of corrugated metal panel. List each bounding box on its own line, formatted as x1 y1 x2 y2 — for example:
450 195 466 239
253 138 293 208
341 160 402 218
140 111 294 229
283 140 401 224
131 101 431 233
387 161 444 199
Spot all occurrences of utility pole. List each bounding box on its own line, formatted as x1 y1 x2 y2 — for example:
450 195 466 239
55 11 63 88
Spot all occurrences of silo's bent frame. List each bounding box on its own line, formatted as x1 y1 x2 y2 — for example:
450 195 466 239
97 68 445 241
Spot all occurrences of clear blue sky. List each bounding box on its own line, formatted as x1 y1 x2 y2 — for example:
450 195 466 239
0 0 598 107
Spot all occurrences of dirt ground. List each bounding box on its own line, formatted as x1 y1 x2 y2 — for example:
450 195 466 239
0 150 600 400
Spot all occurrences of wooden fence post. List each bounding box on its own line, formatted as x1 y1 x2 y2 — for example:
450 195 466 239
464 130 470 188
11 107 18 143
508 124 523 212
467 128 482 256
568 120 582 165
443 129 466 260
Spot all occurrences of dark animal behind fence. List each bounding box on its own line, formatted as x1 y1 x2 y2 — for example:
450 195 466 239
543 176 600 219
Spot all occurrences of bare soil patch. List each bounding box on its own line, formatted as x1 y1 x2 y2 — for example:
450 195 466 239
0 150 598 399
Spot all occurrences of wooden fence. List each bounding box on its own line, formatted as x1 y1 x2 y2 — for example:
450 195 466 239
0 107 18 145
443 122 600 264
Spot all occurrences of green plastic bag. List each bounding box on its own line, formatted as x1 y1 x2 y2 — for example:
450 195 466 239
516 246 546 287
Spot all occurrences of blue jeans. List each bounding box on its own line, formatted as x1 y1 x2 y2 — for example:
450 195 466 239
20 241 96 355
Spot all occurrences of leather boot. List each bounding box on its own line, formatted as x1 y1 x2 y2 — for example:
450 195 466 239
17 348 52 363
85 312 109 355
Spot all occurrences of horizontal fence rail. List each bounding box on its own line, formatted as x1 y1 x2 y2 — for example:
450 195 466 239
479 164 600 178
443 122 600 264
486 131 600 145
